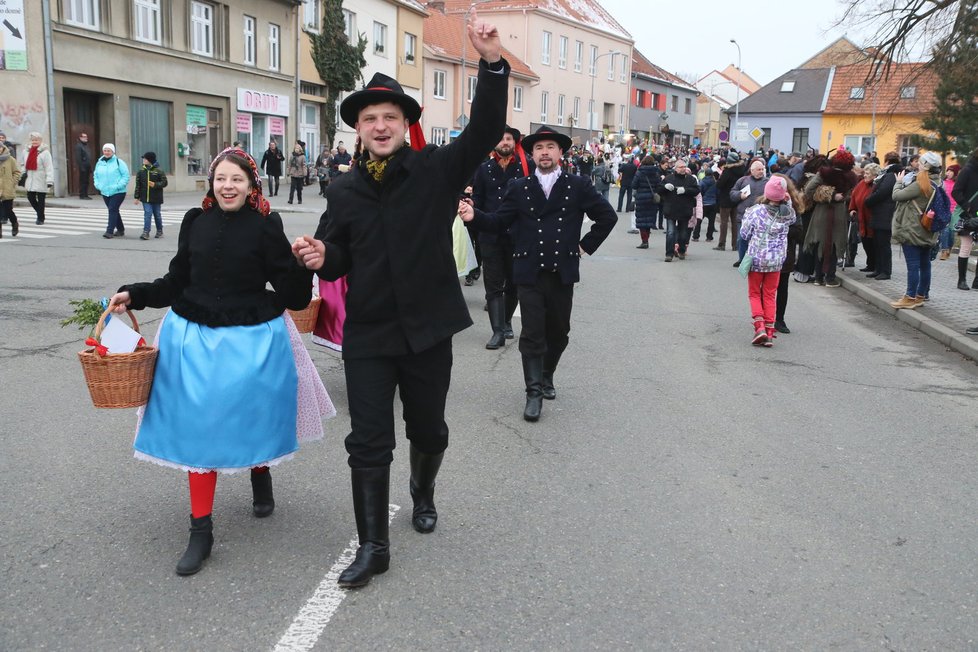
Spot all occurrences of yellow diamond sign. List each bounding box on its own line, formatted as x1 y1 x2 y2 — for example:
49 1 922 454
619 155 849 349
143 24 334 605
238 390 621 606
749 127 764 141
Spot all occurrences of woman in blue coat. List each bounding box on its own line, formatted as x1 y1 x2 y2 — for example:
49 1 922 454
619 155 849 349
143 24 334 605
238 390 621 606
631 156 661 249
93 143 130 238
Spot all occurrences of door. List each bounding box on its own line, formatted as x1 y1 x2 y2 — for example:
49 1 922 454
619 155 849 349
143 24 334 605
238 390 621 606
64 91 99 196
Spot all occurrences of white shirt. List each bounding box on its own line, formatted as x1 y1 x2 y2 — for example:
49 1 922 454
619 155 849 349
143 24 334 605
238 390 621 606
535 168 561 199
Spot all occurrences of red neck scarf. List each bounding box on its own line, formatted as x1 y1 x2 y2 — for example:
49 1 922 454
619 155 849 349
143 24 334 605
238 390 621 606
26 146 39 171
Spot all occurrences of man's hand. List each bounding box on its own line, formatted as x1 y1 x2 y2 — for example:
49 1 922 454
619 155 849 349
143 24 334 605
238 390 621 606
833 193 844 202
292 235 326 271
676 187 686 195
740 186 751 198
896 171 906 184
664 183 675 192
458 200 475 222
466 9 501 63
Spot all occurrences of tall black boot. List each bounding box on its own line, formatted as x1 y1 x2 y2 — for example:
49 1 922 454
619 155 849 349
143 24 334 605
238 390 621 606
251 468 274 517
338 466 390 588
409 445 444 533
485 297 506 349
503 292 518 339
522 355 544 422
958 256 971 290
176 514 214 576
541 349 562 401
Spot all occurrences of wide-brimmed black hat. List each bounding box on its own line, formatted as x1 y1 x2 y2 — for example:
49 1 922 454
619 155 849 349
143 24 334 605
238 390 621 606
521 125 572 152
340 72 422 128
503 125 522 142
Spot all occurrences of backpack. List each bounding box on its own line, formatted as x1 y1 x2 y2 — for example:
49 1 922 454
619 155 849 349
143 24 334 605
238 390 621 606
925 183 953 232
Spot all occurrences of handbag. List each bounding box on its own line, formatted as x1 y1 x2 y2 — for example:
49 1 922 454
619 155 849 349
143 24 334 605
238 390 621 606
952 189 978 231
18 172 26 187
739 211 777 279
643 175 661 204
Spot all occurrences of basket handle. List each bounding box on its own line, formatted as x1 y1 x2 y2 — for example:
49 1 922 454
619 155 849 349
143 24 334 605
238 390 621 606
93 307 140 341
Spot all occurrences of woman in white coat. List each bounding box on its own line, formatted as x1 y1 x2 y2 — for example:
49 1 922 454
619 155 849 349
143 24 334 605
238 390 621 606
22 132 54 224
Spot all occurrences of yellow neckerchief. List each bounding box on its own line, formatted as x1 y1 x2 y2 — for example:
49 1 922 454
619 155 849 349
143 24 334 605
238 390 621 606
364 147 403 183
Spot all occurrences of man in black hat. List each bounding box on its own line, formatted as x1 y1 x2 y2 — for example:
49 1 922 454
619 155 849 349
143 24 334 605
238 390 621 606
459 126 617 422
292 11 509 590
472 125 533 349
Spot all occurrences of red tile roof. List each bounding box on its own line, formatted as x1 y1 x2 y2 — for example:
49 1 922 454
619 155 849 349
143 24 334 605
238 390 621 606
424 10 538 78
824 62 937 115
631 50 695 91
439 0 631 40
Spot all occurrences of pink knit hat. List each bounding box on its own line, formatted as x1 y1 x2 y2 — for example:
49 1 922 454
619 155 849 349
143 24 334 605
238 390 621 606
764 176 787 202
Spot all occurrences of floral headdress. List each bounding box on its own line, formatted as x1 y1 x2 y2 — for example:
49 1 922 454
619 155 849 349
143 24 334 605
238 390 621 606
201 147 271 216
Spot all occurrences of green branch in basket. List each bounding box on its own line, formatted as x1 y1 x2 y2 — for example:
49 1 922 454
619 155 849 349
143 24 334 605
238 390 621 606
61 299 106 336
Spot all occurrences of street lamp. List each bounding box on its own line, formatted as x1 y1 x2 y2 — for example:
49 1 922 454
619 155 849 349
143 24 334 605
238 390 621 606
729 39 742 148
588 50 622 144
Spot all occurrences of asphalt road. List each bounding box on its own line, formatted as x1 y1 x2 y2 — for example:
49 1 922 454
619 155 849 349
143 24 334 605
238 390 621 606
1 197 976 651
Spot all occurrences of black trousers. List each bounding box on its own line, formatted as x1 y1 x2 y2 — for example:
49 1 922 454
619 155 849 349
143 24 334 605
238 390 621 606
480 240 517 303
79 167 91 197
617 186 633 212
861 235 876 269
27 192 45 222
344 338 453 468
267 175 280 196
776 270 790 322
517 271 574 358
693 204 717 240
288 177 303 202
0 199 17 225
874 230 892 275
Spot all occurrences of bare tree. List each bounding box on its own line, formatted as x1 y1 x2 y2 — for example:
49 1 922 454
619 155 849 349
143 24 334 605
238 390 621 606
837 0 970 80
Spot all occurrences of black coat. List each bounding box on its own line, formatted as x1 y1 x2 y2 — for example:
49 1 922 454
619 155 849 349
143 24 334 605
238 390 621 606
717 163 745 208
864 163 900 231
314 58 511 360
122 207 312 326
261 148 285 176
631 164 661 228
134 163 167 204
657 171 700 220
618 161 638 187
472 154 533 244
952 160 978 215
75 141 92 171
470 171 617 285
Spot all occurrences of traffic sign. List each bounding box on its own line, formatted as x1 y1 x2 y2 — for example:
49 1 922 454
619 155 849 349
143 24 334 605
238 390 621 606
749 127 764 141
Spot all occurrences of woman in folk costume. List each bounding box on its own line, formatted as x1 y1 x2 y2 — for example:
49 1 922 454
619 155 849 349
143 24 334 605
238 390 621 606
802 148 859 287
108 148 334 575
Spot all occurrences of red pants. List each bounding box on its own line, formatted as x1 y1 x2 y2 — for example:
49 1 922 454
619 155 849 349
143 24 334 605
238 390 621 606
747 271 780 324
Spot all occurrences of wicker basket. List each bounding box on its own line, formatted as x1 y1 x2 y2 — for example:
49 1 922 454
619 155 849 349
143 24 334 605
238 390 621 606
78 308 158 409
288 296 322 334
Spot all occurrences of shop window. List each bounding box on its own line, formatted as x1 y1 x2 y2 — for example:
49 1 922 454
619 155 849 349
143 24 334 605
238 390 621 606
131 98 172 172
185 105 221 176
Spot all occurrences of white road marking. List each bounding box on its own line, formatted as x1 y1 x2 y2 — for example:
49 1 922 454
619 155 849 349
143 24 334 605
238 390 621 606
1 232 55 239
273 504 400 652
12 227 90 236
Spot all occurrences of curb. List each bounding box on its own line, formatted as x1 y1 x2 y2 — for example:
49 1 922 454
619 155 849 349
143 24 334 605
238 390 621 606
839 273 978 363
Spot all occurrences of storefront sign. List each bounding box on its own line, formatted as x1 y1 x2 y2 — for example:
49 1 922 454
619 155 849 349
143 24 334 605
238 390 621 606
0 0 28 71
235 113 252 133
237 89 290 117
269 117 285 136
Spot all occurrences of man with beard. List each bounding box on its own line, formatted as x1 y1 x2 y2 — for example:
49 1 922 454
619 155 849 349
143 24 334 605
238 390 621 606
459 126 616 422
472 126 533 349
292 11 508 589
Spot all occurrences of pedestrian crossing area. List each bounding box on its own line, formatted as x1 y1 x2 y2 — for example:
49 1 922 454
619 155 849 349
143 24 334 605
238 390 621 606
0 206 184 243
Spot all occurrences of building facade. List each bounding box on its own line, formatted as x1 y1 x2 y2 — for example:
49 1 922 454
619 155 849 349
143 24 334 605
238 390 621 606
628 50 698 147
49 0 301 195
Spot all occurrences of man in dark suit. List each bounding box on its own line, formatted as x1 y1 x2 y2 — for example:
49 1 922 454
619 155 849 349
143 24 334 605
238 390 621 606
460 126 617 422
292 12 508 589
76 133 93 199
472 125 533 349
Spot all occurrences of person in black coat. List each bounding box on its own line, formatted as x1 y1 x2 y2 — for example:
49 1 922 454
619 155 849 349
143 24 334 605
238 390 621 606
715 153 745 250
460 126 617 423
260 140 285 196
657 159 700 261
76 133 93 199
472 125 533 349
617 157 638 214
631 156 661 248
863 151 902 280
292 16 509 590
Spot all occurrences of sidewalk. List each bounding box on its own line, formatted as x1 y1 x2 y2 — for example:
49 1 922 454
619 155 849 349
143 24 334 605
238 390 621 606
836 246 978 362
13 189 326 215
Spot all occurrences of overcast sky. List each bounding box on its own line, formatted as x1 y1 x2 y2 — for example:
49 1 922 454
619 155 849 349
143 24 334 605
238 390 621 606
597 0 870 87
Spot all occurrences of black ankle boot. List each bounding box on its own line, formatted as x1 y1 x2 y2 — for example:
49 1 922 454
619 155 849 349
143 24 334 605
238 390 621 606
251 468 274 517
522 355 544 421
409 445 444 533
958 257 971 290
338 466 391 588
541 350 562 401
176 514 214 576
485 298 506 349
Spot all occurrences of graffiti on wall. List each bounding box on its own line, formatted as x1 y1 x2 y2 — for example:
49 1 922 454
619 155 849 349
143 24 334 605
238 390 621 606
0 100 48 147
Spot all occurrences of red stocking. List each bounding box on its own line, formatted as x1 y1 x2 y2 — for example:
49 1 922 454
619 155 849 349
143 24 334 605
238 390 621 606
188 471 217 518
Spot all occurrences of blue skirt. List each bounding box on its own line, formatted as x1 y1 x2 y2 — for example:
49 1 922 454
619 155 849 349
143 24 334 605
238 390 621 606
134 312 299 473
